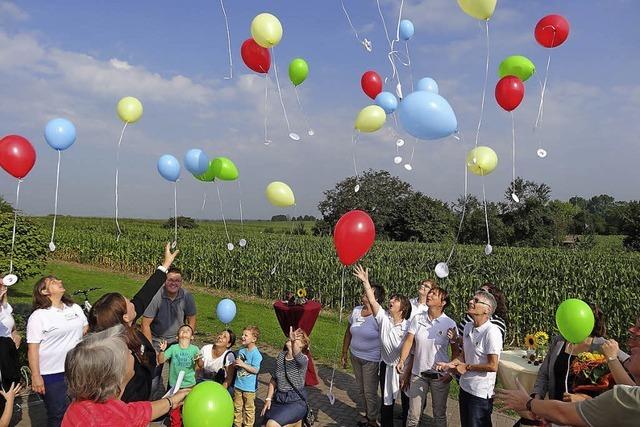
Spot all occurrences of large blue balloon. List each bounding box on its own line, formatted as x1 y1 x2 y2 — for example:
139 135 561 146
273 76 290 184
44 118 76 151
398 91 457 140
374 92 398 114
157 154 181 182
216 299 237 324
184 149 209 176
416 77 439 94
399 19 415 41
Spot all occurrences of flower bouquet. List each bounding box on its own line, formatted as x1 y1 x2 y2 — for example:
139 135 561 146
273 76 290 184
571 351 614 396
284 288 311 305
522 331 549 365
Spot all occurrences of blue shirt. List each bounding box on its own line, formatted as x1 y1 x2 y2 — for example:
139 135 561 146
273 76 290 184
234 346 262 392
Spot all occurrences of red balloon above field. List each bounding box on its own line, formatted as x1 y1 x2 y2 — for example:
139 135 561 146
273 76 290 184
495 76 524 112
535 14 570 48
241 38 271 73
0 135 36 179
333 210 376 266
361 71 382 100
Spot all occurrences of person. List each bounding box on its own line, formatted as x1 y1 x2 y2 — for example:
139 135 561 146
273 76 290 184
353 265 411 427
437 290 503 427
27 275 89 427
198 329 236 389
341 279 384 427
158 324 200 427
89 243 178 402
397 286 458 427
261 327 310 427
62 325 189 427
0 280 21 425
233 325 263 427
0 383 22 427
409 278 435 321
457 282 507 342
497 345 640 427
141 266 197 399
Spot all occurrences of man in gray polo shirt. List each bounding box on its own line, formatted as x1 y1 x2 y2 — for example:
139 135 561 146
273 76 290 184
142 267 197 398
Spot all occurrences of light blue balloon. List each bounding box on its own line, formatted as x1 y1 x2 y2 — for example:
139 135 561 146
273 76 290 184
157 154 181 182
397 91 457 140
374 91 398 114
399 19 414 41
216 299 237 324
44 118 76 151
416 77 439 94
184 149 209 176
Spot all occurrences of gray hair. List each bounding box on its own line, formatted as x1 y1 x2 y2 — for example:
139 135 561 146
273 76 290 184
475 290 497 316
65 324 129 402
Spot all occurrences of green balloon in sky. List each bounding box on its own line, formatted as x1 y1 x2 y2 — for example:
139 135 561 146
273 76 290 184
288 58 309 86
211 156 239 181
498 55 535 82
195 159 216 182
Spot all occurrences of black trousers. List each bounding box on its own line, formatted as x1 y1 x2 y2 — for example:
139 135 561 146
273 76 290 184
379 361 410 427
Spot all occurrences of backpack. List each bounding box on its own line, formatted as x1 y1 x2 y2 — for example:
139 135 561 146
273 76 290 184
213 350 235 385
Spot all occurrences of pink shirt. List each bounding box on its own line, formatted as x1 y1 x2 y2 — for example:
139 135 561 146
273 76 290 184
62 399 152 427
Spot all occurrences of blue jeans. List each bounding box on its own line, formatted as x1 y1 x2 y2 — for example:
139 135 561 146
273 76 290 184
42 373 69 427
459 388 493 427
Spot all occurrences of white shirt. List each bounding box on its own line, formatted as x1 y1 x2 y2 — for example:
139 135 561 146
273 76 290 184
200 344 235 380
349 306 381 362
26 304 87 375
374 308 408 405
408 297 429 322
0 302 15 338
460 320 503 399
408 311 457 376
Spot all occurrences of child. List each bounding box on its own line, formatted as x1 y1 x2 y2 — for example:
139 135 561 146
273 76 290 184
158 324 201 427
233 326 263 427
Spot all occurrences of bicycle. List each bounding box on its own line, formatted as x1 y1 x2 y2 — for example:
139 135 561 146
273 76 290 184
72 287 102 317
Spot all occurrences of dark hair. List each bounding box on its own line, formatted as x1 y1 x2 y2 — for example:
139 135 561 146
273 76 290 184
482 282 508 322
370 284 386 305
590 304 606 337
390 293 412 320
224 329 236 348
432 287 451 310
167 267 182 276
178 324 193 334
32 276 75 311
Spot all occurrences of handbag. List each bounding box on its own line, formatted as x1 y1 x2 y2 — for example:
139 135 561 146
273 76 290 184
283 354 315 427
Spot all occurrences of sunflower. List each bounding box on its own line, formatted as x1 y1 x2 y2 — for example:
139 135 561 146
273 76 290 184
534 331 549 347
524 334 537 349
296 288 307 298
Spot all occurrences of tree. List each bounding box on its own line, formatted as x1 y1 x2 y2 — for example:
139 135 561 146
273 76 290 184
0 213 47 280
271 214 288 221
454 196 510 246
0 196 13 214
163 216 197 229
620 201 640 251
391 192 455 242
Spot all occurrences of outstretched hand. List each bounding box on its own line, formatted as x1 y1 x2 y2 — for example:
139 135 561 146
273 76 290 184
0 382 22 402
353 264 369 285
162 243 179 269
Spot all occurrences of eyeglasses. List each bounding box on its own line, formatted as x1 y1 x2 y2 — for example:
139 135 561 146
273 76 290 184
419 284 432 290
472 297 490 307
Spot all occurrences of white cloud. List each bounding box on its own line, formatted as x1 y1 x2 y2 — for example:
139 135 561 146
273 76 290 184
0 1 28 22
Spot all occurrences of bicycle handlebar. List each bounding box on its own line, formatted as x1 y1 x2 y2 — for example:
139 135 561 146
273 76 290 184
72 287 102 296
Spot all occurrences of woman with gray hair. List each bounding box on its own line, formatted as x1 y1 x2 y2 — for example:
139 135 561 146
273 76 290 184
62 325 189 427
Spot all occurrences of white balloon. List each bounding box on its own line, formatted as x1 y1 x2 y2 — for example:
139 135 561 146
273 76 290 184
48 242 56 252
227 242 235 251
239 239 247 247
394 156 402 164
2 274 18 287
435 262 449 279
537 148 547 158
404 164 413 171
484 244 493 255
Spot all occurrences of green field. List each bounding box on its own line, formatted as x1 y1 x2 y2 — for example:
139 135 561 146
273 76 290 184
15 216 640 345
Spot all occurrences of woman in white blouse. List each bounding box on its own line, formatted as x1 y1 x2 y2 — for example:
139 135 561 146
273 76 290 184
27 276 88 427
354 265 411 427
197 328 236 390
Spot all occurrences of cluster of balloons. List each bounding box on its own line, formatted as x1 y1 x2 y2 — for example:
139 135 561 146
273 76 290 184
333 210 375 266
265 181 295 207
157 150 240 184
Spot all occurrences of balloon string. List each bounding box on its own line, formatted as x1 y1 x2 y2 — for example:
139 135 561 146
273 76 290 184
271 205 298 275
114 121 128 241
405 43 414 92
482 175 491 247
201 191 207 211
474 19 490 146
270 47 293 134
352 131 360 182
565 343 572 393
294 86 313 135
447 164 468 264
340 0 369 49
328 265 347 404
264 73 271 145
50 150 62 249
511 111 516 185
219 0 233 79
409 139 416 164
173 181 178 247
8 179 22 274
237 180 244 235
392 114 400 155
216 182 232 246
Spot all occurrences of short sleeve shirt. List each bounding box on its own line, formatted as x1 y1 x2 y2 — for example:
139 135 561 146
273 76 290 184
143 287 197 340
349 306 381 362
0 302 15 338
408 298 428 322
163 343 200 387
459 320 503 399
577 385 640 427
408 311 457 376
374 309 408 365
200 345 235 380
234 347 263 392
62 399 152 427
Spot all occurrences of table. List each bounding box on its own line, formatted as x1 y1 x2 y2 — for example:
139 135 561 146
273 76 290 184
273 300 322 386
498 349 541 394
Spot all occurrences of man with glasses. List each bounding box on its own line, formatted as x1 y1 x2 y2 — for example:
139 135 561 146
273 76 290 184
142 267 197 399
437 290 503 427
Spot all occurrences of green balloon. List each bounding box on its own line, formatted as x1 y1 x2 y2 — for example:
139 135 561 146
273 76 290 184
555 299 595 344
498 55 535 82
195 160 216 182
288 58 309 86
211 157 239 181
182 381 234 427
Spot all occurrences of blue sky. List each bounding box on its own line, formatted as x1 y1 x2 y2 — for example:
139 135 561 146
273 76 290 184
0 0 638 220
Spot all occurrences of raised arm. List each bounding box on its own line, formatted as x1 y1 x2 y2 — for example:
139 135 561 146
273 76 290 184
353 265 381 316
602 339 636 386
131 243 178 321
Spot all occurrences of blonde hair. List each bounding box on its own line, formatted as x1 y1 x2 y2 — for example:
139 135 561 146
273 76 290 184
245 325 260 341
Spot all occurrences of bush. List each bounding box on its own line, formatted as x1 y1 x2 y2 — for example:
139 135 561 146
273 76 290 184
0 213 47 280
163 216 198 229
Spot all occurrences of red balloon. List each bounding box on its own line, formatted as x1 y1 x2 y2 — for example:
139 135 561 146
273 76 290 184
535 14 570 48
333 210 376 266
241 38 271 73
0 135 36 179
361 71 382 100
495 76 524 111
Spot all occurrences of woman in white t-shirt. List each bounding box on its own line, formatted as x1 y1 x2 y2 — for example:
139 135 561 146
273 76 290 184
0 279 22 424
197 328 236 390
27 276 88 427
341 275 384 427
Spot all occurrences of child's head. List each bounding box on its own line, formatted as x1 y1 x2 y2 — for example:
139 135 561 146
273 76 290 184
241 326 260 346
177 324 194 341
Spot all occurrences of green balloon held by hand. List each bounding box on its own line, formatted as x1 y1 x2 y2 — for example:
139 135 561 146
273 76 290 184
183 381 234 427
555 299 595 344
289 58 309 86
211 157 239 181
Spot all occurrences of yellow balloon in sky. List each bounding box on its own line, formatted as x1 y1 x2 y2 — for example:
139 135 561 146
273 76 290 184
116 96 143 123
251 13 283 48
265 181 295 207
355 105 386 133
457 0 497 20
466 146 498 176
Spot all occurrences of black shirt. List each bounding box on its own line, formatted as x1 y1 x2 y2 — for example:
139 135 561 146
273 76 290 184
552 350 576 400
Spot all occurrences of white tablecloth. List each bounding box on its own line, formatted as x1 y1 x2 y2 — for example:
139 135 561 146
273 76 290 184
498 349 541 393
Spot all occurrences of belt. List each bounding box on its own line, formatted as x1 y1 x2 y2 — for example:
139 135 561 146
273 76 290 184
420 371 441 380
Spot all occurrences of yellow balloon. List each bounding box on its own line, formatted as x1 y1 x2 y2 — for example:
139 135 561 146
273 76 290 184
117 96 143 123
466 146 498 176
355 105 386 133
265 181 295 207
457 0 497 20
251 13 283 48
